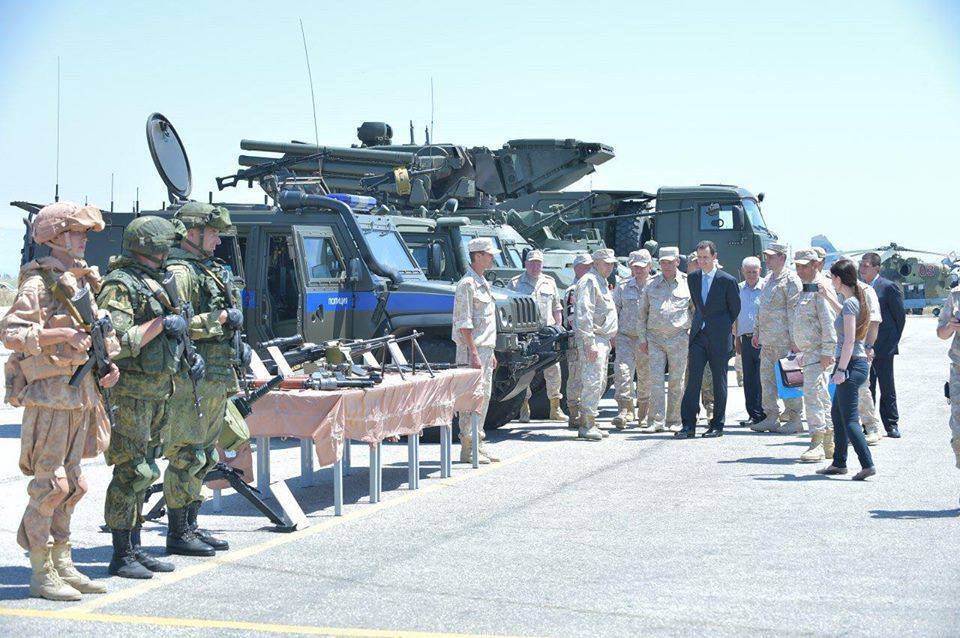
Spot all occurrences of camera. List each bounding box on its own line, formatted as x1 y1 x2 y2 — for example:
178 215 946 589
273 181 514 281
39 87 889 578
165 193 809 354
802 283 819 293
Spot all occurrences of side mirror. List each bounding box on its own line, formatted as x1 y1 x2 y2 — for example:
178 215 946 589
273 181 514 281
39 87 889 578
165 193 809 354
442 198 459 214
347 257 362 287
757 192 765 202
427 242 444 279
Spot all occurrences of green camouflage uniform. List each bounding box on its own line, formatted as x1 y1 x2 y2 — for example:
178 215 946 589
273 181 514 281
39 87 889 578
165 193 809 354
99 256 179 531
162 246 241 509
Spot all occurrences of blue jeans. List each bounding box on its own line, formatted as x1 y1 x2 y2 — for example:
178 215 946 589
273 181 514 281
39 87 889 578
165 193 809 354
830 357 874 469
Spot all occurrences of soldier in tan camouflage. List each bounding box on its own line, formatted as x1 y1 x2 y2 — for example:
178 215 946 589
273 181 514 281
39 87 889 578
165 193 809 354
575 248 619 441
453 237 499 464
791 249 837 462
612 250 652 429
857 279 884 444
935 286 960 492
751 242 803 433
638 247 692 433
1 202 120 600
562 253 593 430
508 249 563 422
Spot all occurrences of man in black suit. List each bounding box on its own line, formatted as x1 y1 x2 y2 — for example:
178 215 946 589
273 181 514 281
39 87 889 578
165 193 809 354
860 252 906 438
677 240 741 438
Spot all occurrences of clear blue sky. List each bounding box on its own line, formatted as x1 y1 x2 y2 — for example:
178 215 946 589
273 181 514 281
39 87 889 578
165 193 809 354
1 0 958 275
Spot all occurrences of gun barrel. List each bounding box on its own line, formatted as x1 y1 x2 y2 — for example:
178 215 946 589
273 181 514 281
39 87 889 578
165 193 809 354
239 141 417 165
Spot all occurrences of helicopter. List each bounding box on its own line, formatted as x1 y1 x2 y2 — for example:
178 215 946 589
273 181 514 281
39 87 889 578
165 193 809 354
811 235 960 315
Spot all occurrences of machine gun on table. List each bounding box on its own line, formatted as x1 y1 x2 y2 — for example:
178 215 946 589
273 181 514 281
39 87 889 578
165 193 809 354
143 371 297 532
67 287 117 427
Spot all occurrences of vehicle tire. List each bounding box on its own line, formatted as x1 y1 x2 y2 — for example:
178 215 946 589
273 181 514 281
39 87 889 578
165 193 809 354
613 215 643 256
528 359 570 419
481 392 527 430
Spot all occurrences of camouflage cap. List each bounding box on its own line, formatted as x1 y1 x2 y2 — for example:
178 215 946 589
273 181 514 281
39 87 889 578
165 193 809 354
658 246 680 261
793 248 818 265
122 215 177 258
628 249 652 266
32 201 105 245
763 241 789 256
173 202 233 231
592 248 617 263
572 253 592 267
525 249 544 262
467 237 500 254
811 246 826 260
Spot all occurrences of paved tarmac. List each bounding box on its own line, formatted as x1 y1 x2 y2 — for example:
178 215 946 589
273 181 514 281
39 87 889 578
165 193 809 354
0 317 957 637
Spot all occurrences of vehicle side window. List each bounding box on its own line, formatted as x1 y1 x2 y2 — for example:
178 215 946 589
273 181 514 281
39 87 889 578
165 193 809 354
699 203 737 231
410 245 429 270
303 235 345 281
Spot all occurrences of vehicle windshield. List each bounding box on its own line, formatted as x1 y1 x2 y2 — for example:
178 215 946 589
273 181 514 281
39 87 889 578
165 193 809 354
542 252 577 269
362 227 422 273
742 199 768 233
460 235 508 267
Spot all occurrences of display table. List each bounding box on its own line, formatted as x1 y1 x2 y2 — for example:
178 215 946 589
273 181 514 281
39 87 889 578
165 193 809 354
217 368 484 520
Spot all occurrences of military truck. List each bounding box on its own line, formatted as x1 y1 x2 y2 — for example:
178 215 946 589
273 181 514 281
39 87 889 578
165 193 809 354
10 114 566 429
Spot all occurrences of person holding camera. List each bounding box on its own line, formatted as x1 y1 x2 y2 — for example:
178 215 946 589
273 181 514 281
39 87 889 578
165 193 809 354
816 259 876 480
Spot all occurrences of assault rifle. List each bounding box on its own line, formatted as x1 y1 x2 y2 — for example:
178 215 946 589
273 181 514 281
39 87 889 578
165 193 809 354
67 287 116 427
221 274 250 391
230 372 284 419
161 272 204 417
215 151 327 191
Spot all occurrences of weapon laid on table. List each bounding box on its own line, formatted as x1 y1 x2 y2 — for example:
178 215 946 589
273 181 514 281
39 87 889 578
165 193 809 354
67 287 117 427
230 372 285 418
260 335 304 352
302 370 379 391
161 271 204 417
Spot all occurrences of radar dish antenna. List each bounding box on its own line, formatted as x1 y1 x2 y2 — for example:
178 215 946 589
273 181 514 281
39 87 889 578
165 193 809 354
146 112 192 203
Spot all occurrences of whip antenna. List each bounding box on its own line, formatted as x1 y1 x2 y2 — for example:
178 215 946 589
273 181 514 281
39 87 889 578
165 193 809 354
55 57 61 202
299 18 327 195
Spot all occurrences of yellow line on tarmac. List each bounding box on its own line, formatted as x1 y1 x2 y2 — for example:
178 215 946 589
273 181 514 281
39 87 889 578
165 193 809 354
67 446 543 613
0 606 539 638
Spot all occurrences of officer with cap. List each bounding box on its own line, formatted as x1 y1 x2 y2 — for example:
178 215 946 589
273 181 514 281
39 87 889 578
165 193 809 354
936 283 960 501
575 248 619 440
1 202 120 600
638 247 692 432
563 253 594 430
751 241 803 433
791 248 837 462
163 202 249 556
508 249 564 422
453 237 499 464
612 249 652 429
98 216 197 579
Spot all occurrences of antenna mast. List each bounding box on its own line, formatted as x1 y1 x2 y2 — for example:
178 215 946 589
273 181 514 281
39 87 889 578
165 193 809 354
299 18 328 195
430 77 435 143
55 57 61 202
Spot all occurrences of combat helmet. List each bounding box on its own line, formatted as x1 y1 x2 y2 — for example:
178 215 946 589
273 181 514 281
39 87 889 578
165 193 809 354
172 202 232 256
31 201 105 249
122 216 177 267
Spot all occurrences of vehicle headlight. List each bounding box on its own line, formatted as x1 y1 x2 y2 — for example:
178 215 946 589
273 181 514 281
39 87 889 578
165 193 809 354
498 307 513 330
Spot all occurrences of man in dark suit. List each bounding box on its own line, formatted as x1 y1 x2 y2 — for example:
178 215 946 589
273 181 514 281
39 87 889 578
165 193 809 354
860 252 906 438
677 240 741 438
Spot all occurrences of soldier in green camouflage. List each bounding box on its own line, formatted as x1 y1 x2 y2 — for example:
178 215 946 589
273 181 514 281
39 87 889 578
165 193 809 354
163 202 248 555
98 216 196 579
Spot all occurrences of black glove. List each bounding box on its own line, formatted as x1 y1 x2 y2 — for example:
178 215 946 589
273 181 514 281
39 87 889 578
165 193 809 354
162 314 188 338
188 353 206 382
240 342 253 370
224 308 244 330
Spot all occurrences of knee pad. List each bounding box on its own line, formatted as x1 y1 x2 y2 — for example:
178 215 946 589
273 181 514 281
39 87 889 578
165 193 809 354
197 447 218 478
130 458 161 493
61 468 89 509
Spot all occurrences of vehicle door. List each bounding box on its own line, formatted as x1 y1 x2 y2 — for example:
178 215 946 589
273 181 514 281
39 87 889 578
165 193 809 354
688 199 746 269
290 225 353 343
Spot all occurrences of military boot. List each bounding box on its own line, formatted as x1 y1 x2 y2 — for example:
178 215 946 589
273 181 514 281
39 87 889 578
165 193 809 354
578 414 603 441
567 402 581 430
775 414 803 434
131 527 174 572
612 399 633 430
166 508 215 557
822 428 835 459
548 397 563 421
51 541 106 594
864 426 881 446
750 416 780 433
952 437 960 469
519 400 531 423
30 543 81 601
639 420 665 434
108 529 153 579
635 400 649 426
799 431 826 463
459 435 490 465
187 501 229 551
477 439 500 463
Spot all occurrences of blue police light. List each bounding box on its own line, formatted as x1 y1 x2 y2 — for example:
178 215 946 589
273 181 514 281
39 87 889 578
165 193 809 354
327 193 377 212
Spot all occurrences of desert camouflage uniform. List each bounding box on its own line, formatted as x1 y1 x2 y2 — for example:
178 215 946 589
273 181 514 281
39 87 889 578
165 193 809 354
162 248 242 510
1 258 118 551
452 266 497 437
508 272 562 408
613 276 650 420
575 267 618 419
857 281 883 435
639 272 692 428
937 287 960 467
98 258 180 531
756 268 803 424
790 286 837 433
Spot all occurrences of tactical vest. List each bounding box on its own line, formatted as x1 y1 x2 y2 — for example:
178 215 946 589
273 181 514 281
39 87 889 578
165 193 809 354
101 264 180 388
166 254 239 385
